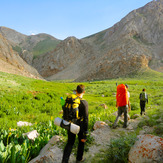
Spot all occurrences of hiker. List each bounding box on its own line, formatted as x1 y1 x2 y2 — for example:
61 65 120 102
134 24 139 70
113 84 130 128
62 84 88 163
139 89 148 115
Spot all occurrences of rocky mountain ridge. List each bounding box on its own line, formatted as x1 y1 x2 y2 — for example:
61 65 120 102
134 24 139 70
33 0 163 81
0 26 60 65
0 0 163 81
76 0 163 80
0 33 41 79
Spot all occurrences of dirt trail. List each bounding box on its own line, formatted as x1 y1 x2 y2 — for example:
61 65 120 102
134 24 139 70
29 117 145 163
67 117 142 163
84 120 140 162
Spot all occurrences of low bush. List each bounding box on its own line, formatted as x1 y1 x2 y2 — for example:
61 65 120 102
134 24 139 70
102 134 138 163
130 103 139 110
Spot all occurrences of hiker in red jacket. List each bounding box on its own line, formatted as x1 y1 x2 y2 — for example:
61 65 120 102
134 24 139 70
113 84 130 128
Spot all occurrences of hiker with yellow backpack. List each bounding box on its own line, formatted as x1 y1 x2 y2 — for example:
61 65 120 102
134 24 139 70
113 84 131 129
62 84 88 163
139 88 148 115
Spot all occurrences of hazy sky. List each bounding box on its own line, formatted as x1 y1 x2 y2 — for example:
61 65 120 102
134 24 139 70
1 0 152 40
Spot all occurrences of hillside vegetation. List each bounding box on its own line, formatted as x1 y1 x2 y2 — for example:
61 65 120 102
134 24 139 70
32 38 61 59
0 71 162 162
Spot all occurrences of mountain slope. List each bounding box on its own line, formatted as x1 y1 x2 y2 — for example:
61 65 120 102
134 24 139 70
0 33 41 79
36 0 163 81
33 36 96 79
0 0 163 81
0 26 61 65
76 0 163 81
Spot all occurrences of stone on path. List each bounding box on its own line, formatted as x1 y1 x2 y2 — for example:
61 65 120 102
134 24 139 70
128 134 163 163
93 121 108 130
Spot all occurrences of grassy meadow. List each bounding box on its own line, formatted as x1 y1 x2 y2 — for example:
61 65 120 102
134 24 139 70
0 69 162 162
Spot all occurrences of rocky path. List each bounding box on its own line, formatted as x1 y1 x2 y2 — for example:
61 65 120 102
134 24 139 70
29 116 147 163
84 119 139 163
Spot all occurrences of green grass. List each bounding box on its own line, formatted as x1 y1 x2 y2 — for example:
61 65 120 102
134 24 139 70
12 46 22 54
128 68 163 79
12 38 61 59
0 70 162 162
32 38 60 59
0 70 162 129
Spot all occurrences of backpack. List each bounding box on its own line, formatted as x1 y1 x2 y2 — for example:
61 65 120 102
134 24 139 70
116 84 128 107
140 92 147 101
62 94 81 123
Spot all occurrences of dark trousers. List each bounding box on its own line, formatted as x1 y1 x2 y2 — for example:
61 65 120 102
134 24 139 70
113 105 128 127
62 130 84 163
140 101 146 115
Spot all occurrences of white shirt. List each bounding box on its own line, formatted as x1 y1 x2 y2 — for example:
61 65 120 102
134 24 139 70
127 91 130 98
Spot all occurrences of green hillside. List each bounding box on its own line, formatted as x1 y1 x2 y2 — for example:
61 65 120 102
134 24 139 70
32 38 61 59
127 68 163 79
12 38 61 59
0 71 162 162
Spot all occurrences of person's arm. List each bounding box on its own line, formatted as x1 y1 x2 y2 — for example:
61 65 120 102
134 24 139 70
80 100 88 142
116 101 118 108
128 100 131 112
146 94 148 104
127 91 131 111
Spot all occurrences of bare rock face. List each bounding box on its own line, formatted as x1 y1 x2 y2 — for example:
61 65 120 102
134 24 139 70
0 26 26 44
0 34 41 79
33 36 95 79
128 134 163 163
74 0 163 81
0 27 60 66
45 0 163 81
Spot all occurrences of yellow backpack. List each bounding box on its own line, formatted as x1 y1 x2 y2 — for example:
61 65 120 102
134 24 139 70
62 94 81 123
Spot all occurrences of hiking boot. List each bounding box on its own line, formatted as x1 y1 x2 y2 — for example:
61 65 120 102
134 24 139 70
123 125 127 128
76 158 86 163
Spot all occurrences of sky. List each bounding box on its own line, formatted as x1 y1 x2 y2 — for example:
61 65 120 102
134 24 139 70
0 0 152 40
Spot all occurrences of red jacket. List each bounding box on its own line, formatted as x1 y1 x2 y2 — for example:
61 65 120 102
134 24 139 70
116 84 129 107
